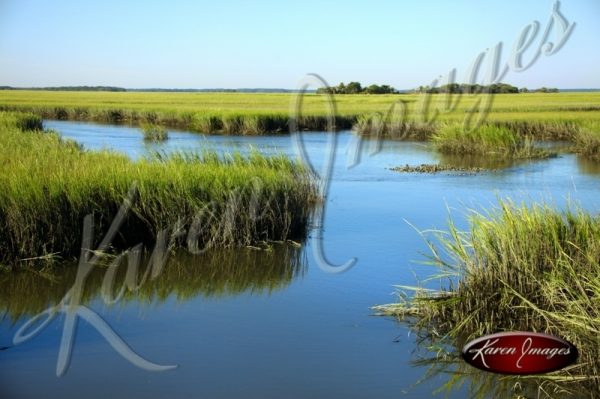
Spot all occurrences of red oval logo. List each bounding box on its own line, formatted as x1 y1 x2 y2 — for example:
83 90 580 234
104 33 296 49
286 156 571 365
462 331 578 374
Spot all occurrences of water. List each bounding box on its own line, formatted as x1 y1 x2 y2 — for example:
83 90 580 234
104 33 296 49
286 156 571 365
2 120 600 398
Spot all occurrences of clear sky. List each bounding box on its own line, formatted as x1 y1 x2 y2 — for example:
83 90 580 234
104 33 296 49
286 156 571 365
0 0 598 89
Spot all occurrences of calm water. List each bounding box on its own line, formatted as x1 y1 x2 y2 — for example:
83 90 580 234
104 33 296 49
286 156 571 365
2 120 600 398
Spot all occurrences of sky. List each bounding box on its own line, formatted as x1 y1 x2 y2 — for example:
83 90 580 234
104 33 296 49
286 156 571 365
0 0 598 89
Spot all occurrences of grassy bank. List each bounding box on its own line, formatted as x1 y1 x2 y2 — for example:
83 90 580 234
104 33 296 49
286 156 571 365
375 200 600 396
2 90 600 165
432 124 554 158
0 90 599 135
0 111 317 267
574 121 600 162
0 90 359 133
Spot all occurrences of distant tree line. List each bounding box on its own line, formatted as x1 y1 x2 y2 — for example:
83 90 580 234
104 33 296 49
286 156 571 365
0 86 315 93
0 84 561 94
414 83 559 94
0 86 126 92
316 82 397 95
315 82 560 95
518 87 560 93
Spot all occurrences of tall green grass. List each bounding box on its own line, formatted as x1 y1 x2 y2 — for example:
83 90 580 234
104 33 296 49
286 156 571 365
574 121 600 161
432 124 553 158
493 120 580 141
353 114 436 140
0 111 317 266
376 200 600 396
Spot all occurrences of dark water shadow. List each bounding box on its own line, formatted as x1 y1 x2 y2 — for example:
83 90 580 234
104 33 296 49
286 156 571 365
577 156 600 176
0 244 306 323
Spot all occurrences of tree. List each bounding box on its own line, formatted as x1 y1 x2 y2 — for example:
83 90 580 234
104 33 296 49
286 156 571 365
364 84 395 94
345 81 362 94
379 85 396 94
317 81 396 95
535 87 559 93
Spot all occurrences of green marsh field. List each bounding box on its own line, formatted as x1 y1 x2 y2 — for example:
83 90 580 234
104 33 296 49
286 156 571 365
1 90 599 134
2 89 600 398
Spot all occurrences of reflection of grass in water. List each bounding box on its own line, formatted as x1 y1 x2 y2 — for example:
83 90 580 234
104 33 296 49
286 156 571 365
394 142 559 173
375 200 600 398
0 244 306 322
403 334 588 399
577 155 600 176
435 152 518 170
131 246 306 301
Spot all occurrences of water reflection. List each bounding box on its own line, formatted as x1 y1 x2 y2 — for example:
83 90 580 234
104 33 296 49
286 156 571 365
577 156 600 176
433 142 570 171
403 322 600 398
0 245 306 322
434 153 521 170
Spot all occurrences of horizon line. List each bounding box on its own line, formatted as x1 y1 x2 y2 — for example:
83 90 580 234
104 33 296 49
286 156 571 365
2 85 600 93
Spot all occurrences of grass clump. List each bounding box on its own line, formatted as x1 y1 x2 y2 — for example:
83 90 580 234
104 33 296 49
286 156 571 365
15 112 44 131
390 163 484 174
432 124 553 158
141 123 168 141
0 111 317 267
494 120 580 141
574 121 600 161
354 114 436 140
376 200 600 396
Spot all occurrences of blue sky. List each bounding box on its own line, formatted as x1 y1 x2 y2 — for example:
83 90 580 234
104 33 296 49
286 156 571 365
0 0 598 89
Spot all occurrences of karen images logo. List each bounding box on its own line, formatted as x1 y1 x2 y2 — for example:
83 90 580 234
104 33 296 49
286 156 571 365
462 331 578 375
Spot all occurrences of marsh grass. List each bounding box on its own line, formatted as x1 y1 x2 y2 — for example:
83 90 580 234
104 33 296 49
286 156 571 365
188 113 224 133
1 91 599 141
14 112 44 131
141 124 168 141
432 124 554 158
574 121 600 161
0 103 354 134
375 200 600 396
353 114 436 140
0 112 317 266
494 120 580 141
